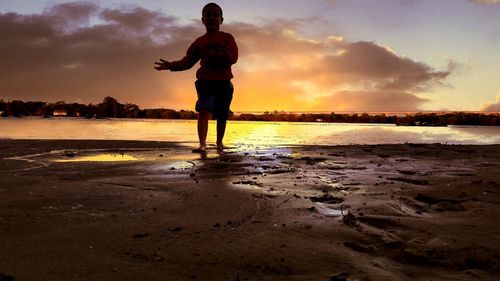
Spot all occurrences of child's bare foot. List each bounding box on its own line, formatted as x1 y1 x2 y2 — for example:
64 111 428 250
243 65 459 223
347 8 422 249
192 144 206 153
216 143 227 151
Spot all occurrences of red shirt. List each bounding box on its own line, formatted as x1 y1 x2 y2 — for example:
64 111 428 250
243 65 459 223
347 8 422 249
169 31 238 80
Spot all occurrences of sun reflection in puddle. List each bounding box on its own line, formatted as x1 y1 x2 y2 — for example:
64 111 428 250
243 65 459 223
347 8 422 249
55 154 138 162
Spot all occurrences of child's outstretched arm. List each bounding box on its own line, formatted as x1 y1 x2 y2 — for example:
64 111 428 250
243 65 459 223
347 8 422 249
154 41 200 72
169 46 200 71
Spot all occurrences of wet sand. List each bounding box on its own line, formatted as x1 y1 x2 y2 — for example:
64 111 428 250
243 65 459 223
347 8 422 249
0 139 499 281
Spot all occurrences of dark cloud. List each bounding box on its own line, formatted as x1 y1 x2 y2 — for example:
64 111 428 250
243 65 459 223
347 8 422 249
44 1 98 23
100 7 175 32
314 41 450 92
0 3 195 108
0 3 452 111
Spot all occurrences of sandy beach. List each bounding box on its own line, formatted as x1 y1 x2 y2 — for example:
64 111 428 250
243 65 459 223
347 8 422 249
1 139 499 281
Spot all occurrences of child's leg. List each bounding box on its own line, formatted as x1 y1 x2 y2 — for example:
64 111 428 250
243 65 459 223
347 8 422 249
216 119 227 149
214 81 233 150
193 80 214 152
197 110 211 150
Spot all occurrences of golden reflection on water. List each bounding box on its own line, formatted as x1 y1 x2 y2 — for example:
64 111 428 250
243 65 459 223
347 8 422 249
2 118 500 145
234 123 278 144
224 121 370 145
56 154 138 162
224 122 500 145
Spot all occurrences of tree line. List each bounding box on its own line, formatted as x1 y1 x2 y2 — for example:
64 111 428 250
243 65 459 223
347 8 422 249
0 97 197 119
236 111 500 126
1 97 499 126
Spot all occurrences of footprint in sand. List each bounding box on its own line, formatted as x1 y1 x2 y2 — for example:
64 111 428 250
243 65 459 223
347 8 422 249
414 193 466 212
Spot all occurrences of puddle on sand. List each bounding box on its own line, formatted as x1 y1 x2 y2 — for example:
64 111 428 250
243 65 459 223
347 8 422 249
55 153 139 162
315 202 349 217
166 161 196 170
150 153 221 171
166 153 220 161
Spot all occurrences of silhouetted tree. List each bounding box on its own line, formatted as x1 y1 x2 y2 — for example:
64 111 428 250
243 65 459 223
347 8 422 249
123 103 140 118
98 96 122 118
6 100 28 116
0 99 6 117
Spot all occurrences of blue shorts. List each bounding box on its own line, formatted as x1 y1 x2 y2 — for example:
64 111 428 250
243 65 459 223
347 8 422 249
195 79 234 121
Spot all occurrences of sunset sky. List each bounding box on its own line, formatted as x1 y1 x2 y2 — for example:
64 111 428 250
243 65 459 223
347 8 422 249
1 0 499 112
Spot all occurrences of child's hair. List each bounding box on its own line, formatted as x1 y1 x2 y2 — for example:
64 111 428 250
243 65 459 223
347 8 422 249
202 2 223 18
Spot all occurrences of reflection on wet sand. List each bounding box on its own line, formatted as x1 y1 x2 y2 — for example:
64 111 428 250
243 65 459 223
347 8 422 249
55 153 138 162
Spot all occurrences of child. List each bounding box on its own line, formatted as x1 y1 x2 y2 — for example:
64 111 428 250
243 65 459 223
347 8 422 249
154 2 238 153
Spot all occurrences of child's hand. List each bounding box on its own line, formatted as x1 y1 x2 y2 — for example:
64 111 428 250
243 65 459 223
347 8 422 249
154 59 171 71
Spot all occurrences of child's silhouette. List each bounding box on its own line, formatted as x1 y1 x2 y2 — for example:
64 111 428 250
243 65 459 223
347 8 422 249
154 3 238 153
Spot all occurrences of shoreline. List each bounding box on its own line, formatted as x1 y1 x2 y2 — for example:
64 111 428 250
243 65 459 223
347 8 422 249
4 115 500 127
1 140 499 280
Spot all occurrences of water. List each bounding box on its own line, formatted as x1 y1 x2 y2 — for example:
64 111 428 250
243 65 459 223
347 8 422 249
1 117 500 145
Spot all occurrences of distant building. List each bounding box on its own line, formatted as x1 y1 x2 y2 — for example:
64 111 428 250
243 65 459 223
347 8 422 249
53 110 67 116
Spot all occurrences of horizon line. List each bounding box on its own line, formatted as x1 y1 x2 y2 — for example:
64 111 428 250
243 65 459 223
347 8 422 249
231 110 500 115
1 99 499 115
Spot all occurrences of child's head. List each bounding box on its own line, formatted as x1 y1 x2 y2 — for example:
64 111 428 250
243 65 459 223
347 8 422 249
202 3 223 32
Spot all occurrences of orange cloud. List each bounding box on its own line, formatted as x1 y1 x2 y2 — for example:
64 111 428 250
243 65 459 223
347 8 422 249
226 23 450 111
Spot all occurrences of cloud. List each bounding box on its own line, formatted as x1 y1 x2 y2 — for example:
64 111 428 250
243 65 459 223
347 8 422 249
0 3 193 108
472 0 500 4
311 41 450 92
315 90 429 112
44 1 98 24
325 0 420 7
100 6 175 32
225 22 450 111
480 94 500 112
0 3 451 111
